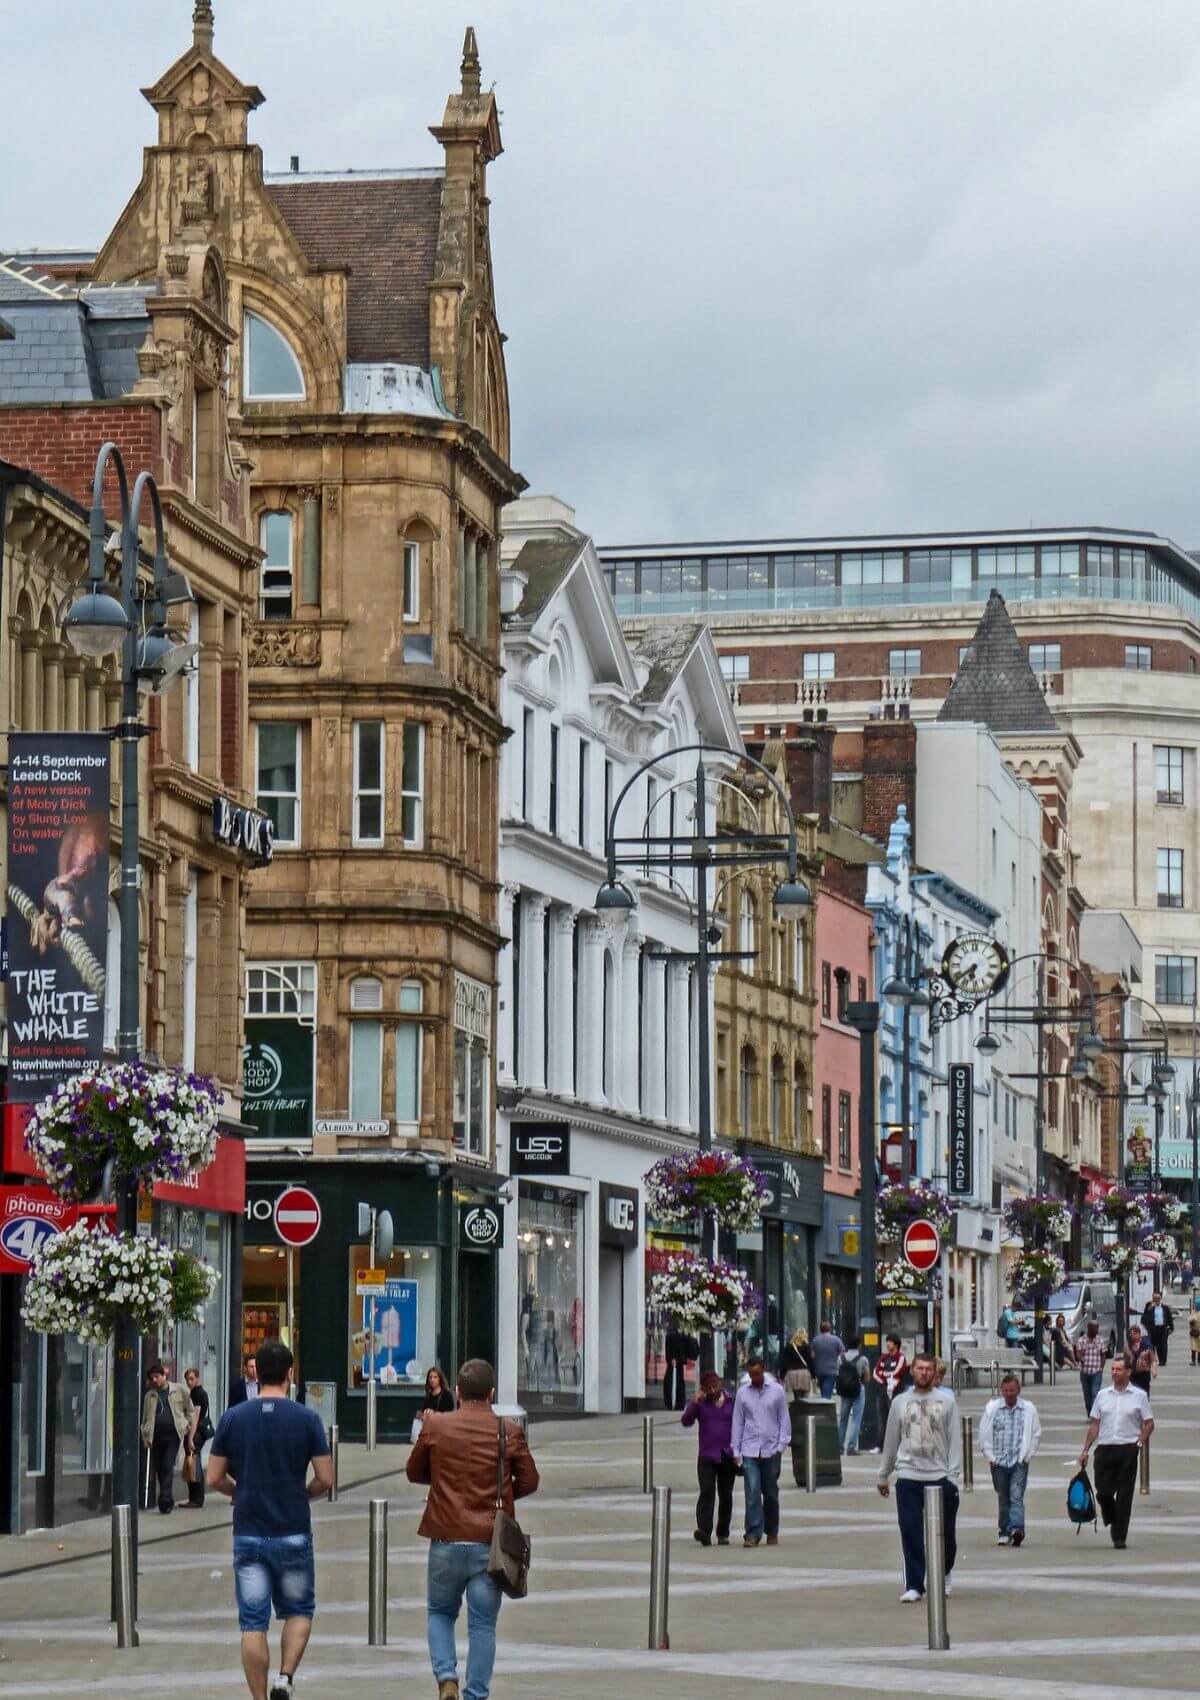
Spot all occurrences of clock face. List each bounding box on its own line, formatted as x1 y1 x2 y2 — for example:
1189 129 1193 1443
941 934 1009 996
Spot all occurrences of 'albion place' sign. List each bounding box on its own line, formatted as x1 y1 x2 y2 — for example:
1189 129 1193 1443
948 1062 973 1196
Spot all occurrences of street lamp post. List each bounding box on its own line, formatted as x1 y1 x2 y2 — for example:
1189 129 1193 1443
62 441 195 1615
845 1001 881 1359
597 743 811 1375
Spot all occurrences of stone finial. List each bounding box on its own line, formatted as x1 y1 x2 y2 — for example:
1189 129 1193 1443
193 0 214 52
461 26 481 97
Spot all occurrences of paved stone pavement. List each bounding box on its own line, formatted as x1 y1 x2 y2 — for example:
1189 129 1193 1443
2 1349 1199 1699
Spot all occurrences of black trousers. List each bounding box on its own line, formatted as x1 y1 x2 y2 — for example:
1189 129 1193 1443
150 1433 180 1512
1147 1327 1170 1365
696 1457 736 1541
1094 1444 1138 1544
187 1440 207 1506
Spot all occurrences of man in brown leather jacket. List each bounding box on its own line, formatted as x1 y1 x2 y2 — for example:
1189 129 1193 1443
407 1358 538 1700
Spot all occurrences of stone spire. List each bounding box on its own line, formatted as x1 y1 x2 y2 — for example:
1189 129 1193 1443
193 0 214 52
937 588 1059 733
461 26 481 97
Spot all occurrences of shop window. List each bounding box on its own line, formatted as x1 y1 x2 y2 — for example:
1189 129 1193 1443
259 511 294 619
353 721 385 845
396 981 423 1125
244 309 306 400
517 1184 584 1410
346 1243 440 1390
453 972 491 1155
256 722 300 846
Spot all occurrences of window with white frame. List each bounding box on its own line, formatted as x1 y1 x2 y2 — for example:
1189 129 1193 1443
719 653 750 682
349 975 383 1122
401 724 424 846
256 722 300 846
246 961 317 1018
453 973 491 1155
243 310 306 400
1029 642 1061 673
803 651 835 681
184 602 200 768
395 981 423 1126
259 511 294 619
353 721 384 845
887 648 921 677
739 888 756 958
182 870 198 1072
403 540 420 620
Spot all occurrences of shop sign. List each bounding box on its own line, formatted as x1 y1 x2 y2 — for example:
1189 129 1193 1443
314 1118 389 1137
459 1202 503 1249
839 1223 861 1258
243 1017 314 1139
947 1062 973 1196
0 1184 77 1274
212 795 274 864
509 1121 571 1176
6 733 110 1101
758 1154 823 1225
1124 1103 1155 1193
598 1182 639 1248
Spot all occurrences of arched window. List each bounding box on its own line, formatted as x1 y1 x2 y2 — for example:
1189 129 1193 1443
739 1043 756 1137
738 889 756 959
243 310 306 400
770 1055 785 1140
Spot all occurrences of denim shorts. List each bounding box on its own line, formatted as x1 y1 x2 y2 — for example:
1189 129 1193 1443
232 1534 316 1632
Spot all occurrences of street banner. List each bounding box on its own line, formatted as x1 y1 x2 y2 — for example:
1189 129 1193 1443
948 1062 973 1195
6 734 110 1101
1124 1102 1155 1193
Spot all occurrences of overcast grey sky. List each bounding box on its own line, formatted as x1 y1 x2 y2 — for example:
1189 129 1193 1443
6 2 1200 545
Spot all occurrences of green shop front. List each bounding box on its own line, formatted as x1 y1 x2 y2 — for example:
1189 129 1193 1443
242 1158 501 1440
724 1148 824 1373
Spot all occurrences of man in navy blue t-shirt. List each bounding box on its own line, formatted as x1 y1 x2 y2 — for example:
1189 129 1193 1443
208 1339 332 1700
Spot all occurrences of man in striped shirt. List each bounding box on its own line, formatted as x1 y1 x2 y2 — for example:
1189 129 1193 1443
1075 1321 1108 1416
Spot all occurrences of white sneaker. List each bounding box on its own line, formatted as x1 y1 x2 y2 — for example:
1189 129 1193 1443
900 1588 922 1603
997 1534 1011 1546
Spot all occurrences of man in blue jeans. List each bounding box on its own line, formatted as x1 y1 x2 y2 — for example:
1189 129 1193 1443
207 1338 332 1700
407 1358 539 1700
731 1356 792 1547
980 1372 1041 1547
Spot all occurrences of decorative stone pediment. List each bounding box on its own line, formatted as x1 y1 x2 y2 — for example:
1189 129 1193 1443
249 623 322 668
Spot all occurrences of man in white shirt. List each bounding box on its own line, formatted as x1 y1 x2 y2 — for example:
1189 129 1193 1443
1079 1353 1154 1549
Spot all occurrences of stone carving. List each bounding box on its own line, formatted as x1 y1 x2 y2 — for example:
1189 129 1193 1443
248 623 321 668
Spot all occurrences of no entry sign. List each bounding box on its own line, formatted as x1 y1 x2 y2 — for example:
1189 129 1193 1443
902 1218 941 1274
273 1186 321 1248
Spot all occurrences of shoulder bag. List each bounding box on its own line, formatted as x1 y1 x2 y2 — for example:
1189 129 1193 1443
487 1418 531 1599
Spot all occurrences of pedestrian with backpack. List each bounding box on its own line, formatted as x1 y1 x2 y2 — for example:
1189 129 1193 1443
979 1372 1041 1548
835 1335 869 1455
1078 1352 1154 1550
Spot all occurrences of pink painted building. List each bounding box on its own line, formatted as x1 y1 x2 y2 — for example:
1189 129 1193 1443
813 881 875 1334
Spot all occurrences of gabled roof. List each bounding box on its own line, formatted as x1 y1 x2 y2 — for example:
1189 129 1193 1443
509 536 588 621
632 623 708 705
265 173 443 366
0 267 152 404
937 588 1060 733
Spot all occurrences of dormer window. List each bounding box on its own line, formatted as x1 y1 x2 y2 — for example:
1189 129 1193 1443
243 310 305 400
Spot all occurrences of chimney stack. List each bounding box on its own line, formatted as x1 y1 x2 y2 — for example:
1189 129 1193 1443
861 719 917 853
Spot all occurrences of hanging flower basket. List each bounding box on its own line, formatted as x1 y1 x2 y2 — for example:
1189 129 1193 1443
1090 1188 1150 1236
877 1259 927 1296
1002 1194 1075 1245
1139 1230 1179 1260
875 1181 952 1244
1143 1192 1187 1229
648 1253 760 1333
1008 1248 1067 1303
643 1152 771 1232
1096 1242 1139 1280
24 1062 222 1204
21 1223 219 1347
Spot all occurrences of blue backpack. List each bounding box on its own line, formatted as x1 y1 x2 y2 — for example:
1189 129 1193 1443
1067 1468 1096 1532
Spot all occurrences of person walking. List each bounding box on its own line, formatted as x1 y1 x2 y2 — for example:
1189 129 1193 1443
1189 1306 1200 1366
876 1351 961 1603
731 1355 791 1547
779 1327 815 1398
140 1361 192 1515
422 1367 457 1414
406 1357 539 1700
1074 1319 1107 1416
1126 1325 1158 1396
1078 1353 1154 1550
663 1328 699 1411
230 1354 259 1406
681 1371 736 1547
998 1303 1021 1349
206 1338 332 1700
811 1320 846 1399
183 1367 213 1509
979 1371 1041 1548
835 1335 869 1455
1141 1291 1174 1366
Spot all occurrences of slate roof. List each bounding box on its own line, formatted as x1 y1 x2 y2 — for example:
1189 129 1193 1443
937 588 1060 733
265 173 444 366
632 622 706 703
508 536 586 621
0 262 152 403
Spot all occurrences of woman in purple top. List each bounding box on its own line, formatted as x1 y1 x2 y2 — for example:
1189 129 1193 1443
681 1371 737 1546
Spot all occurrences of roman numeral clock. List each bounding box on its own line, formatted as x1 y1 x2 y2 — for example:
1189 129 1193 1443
928 933 1010 1031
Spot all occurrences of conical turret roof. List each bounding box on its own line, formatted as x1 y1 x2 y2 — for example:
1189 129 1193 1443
937 589 1060 733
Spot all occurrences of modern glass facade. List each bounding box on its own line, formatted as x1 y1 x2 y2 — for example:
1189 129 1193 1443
601 535 1200 621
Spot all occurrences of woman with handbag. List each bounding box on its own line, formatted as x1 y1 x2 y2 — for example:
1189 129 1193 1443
422 1367 457 1414
182 1368 213 1509
779 1327 815 1398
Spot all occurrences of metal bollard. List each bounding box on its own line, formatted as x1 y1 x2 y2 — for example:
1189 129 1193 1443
328 1423 340 1502
1048 1346 1057 1387
368 1499 388 1645
1139 1439 1150 1496
923 1484 950 1651
112 1504 138 1650
642 1414 654 1493
142 1447 152 1512
366 1376 378 1453
648 1483 671 1650
989 1360 999 1396
805 1413 818 1494
961 1417 974 1492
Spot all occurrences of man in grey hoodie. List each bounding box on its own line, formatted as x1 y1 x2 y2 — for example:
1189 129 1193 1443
877 1351 961 1602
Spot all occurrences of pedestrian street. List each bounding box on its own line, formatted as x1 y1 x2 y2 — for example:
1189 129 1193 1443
2 1354 1200 1700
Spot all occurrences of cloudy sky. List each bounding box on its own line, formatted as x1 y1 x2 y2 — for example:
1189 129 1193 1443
6 2 1200 545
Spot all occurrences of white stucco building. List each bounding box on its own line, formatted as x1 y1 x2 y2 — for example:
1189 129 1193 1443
495 497 742 1413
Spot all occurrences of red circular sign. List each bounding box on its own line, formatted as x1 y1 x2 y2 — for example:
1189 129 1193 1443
273 1186 322 1248
902 1219 941 1273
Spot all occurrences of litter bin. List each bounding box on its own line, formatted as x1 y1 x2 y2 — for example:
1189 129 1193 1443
789 1397 842 1488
